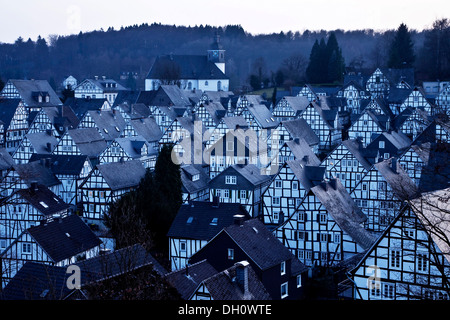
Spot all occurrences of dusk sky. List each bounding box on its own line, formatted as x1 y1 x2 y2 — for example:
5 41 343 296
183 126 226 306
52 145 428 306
0 0 448 44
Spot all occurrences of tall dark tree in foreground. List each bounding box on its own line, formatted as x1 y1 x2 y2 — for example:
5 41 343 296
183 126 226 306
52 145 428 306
105 144 182 253
148 144 183 249
388 23 415 69
326 32 345 83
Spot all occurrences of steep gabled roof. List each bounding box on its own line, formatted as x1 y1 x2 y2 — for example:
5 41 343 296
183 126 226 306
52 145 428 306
29 154 89 176
0 98 21 128
15 184 70 216
167 201 249 241
27 215 102 263
223 218 308 274
96 160 146 191
311 179 376 250
147 55 228 80
6 79 61 106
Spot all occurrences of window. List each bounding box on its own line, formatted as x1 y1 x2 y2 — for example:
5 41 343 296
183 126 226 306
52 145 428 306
417 252 428 272
379 141 385 149
297 275 302 288
280 261 286 275
223 189 230 198
281 282 288 299
275 180 282 188
318 213 327 224
22 243 32 254
390 249 401 268
192 174 200 182
319 233 329 242
240 190 247 199
180 241 186 252
205 81 209 86
383 283 395 299
292 181 298 190
227 248 234 260
272 197 280 205
225 175 236 185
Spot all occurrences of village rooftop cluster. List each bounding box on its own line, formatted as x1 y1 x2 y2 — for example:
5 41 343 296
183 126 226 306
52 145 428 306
0 35 449 301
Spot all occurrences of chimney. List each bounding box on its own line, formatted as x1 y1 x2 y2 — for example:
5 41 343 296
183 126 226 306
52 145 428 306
294 137 300 144
391 158 398 174
46 143 52 153
235 261 251 299
233 214 245 226
212 196 220 208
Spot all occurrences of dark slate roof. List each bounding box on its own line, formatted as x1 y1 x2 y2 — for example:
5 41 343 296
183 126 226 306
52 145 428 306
14 160 61 188
167 201 250 240
0 262 71 300
285 160 325 192
0 148 15 171
75 243 167 281
310 179 377 250
223 218 308 274
278 96 310 114
180 164 210 194
210 164 272 189
111 90 140 108
96 160 146 191
246 104 278 129
381 67 415 88
0 98 21 128
281 118 320 146
129 117 163 143
374 157 419 200
39 105 80 131
29 154 89 176
135 90 158 106
63 97 108 120
221 116 249 130
164 259 218 300
201 261 271 300
7 79 62 106
418 142 450 193
387 87 413 104
282 138 321 166
84 110 126 141
24 131 58 155
27 214 102 263
68 128 107 157
341 139 373 170
146 55 228 80
15 184 70 216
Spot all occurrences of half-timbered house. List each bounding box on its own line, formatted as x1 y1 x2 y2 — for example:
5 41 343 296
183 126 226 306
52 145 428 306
167 200 249 271
0 183 70 252
208 164 272 217
276 137 321 168
27 105 79 139
99 136 154 168
0 214 102 288
335 81 370 114
78 160 146 228
300 101 341 152
261 159 325 228
29 154 92 206
78 109 127 143
348 188 450 300
321 139 372 192
272 96 310 121
194 100 226 130
0 79 62 111
12 131 57 164
0 160 62 199
350 157 418 232
189 218 308 300
52 128 107 162
63 97 110 121
274 178 377 268
74 77 128 105
347 109 389 147
204 115 248 150
0 99 30 152
187 261 271 300
395 87 433 116
180 164 210 203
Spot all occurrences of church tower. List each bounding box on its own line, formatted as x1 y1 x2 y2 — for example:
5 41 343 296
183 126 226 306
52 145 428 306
207 33 225 74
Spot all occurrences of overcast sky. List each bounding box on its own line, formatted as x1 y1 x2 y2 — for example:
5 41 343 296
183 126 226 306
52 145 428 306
0 0 448 43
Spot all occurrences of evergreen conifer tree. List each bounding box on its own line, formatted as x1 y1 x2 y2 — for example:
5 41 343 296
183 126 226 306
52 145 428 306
388 23 415 68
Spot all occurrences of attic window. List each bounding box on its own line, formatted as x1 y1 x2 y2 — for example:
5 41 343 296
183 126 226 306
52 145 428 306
192 174 200 181
210 218 218 225
104 128 109 134
39 201 48 208
115 126 120 132
186 216 193 224
65 233 71 237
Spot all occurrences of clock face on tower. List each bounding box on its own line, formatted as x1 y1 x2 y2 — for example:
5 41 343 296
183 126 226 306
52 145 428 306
213 50 218 57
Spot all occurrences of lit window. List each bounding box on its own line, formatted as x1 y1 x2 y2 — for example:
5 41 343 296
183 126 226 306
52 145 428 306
281 282 288 299
280 261 286 275
227 248 234 260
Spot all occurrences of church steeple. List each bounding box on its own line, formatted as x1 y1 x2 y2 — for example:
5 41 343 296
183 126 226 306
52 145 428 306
208 32 225 74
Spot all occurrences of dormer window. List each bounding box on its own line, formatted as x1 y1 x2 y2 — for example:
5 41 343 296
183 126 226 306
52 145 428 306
38 95 42 103
45 95 50 103
192 174 200 181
